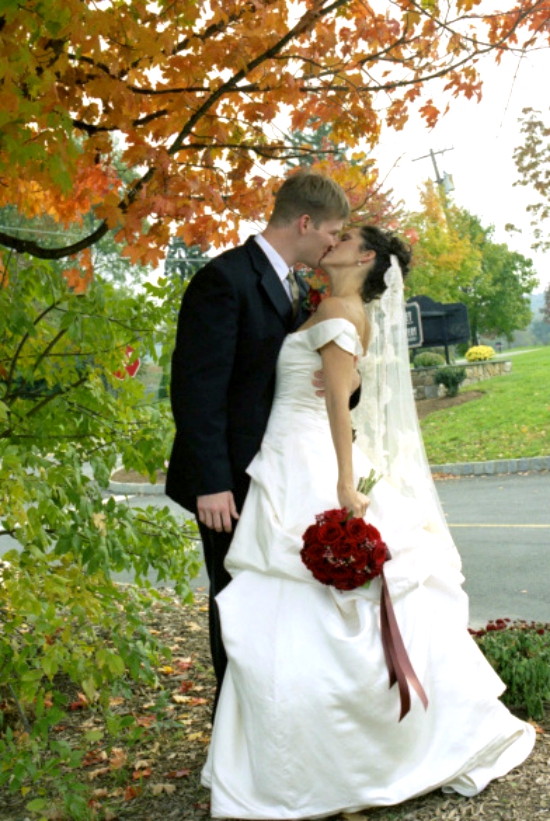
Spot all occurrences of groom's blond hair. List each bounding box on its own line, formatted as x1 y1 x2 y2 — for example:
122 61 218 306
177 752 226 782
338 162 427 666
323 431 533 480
269 171 350 227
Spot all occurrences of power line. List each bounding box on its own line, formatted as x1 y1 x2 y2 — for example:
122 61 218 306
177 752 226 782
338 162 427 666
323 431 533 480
0 224 83 238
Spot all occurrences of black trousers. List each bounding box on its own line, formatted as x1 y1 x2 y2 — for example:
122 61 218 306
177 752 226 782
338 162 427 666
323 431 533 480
197 521 234 715
196 475 250 712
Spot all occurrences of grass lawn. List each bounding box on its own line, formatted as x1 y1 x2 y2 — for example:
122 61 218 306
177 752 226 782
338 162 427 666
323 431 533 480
421 346 550 465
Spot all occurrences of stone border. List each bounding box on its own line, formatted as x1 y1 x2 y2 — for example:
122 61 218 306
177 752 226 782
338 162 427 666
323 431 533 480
431 455 550 477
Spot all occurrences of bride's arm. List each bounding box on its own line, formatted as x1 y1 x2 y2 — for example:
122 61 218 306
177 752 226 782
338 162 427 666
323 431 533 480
321 341 370 519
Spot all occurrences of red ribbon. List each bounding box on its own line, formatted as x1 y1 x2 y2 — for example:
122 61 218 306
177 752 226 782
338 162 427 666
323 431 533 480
379 569 429 721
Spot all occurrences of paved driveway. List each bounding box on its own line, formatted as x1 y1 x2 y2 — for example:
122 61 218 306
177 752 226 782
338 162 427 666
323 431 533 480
436 472 550 626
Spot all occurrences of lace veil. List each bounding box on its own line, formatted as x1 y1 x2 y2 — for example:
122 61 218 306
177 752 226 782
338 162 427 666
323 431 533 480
351 256 462 569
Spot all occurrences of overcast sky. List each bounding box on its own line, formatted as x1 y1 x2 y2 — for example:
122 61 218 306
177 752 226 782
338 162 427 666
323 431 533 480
371 46 550 293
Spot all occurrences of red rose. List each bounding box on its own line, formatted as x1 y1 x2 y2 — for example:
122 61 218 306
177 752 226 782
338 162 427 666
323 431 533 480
316 508 348 525
332 540 356 561
345 517 369 542
301 543 326 571
302 524 321 546
330 564 358 590
317 522 343 545
372 543 387 566
364 523 383 543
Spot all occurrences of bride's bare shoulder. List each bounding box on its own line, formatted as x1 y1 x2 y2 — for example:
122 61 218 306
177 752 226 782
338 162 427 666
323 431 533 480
314 298 370 352
313 296 351 320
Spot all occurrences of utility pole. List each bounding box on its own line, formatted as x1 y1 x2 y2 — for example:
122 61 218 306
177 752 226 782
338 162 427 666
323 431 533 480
413 147 454 191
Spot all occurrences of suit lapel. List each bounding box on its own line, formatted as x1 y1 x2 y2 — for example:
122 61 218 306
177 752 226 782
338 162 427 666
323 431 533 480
245 237 293 326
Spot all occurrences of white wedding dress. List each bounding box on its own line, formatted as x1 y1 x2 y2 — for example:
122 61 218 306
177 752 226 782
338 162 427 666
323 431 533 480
201 318 535 820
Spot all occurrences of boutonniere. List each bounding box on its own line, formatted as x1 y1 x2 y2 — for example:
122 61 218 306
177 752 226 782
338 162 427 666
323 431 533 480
302 288 323 314
300 269 331 314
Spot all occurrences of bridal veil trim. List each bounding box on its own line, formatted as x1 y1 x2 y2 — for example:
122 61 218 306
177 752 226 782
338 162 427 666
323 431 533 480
351 255 462 569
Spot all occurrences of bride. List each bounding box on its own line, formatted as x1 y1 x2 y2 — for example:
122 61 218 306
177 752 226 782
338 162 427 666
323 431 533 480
201 224 535 819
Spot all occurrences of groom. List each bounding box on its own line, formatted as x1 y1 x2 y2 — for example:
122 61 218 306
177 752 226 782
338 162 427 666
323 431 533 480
166 171 351 696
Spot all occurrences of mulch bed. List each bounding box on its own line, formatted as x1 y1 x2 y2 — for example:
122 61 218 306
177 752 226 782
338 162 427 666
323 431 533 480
1 590 547 821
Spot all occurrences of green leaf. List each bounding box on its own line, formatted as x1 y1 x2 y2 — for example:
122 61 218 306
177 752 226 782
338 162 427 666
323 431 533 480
26 798 48 812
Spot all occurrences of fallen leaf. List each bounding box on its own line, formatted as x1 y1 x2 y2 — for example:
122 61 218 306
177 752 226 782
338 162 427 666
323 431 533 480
88 766 111 781
175 657 193 671
132 768 152 780
179 681 194 693
124 784 142 801
109 747 127 770
133 758 153 769
187 732 210 743
135 714 156 727
151 783 177 796
167 768 192 779
69 693 89 711
82 749 108 767
528 719 545 734
186 621 202 632
91 788 109 799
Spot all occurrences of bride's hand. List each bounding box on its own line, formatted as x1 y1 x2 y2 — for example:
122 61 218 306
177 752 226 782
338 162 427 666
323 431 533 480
337 484 370 519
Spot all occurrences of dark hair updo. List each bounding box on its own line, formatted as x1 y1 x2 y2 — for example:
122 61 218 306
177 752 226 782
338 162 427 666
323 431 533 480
359 226 412 303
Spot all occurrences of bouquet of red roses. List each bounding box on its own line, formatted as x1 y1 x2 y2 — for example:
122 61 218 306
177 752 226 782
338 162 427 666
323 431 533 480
301 508 390 591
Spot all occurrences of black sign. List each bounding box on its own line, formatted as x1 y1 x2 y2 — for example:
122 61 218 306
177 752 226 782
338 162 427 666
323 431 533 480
406 301 423 348
407 295 470 363
407 295 470 347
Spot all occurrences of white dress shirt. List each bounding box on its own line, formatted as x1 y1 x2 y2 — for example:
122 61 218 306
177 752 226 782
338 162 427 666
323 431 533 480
254 234 293 302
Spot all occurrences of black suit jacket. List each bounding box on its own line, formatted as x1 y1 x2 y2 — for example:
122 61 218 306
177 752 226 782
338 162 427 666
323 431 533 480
166 237 310 513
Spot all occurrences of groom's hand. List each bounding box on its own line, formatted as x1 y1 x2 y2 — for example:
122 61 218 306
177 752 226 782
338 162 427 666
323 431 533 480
197 491 239 533
314 357 360 398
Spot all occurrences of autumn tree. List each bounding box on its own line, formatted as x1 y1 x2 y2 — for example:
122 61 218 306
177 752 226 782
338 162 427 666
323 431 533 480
405 181 483 302
2 0 550 273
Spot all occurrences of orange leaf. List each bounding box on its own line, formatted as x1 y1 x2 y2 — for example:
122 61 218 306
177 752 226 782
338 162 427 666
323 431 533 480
123 784 142 802
132 768 152 780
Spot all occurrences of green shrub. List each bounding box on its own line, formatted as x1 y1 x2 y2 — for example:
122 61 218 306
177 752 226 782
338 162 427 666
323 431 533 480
471 620 550 719
433 365 466 397
455 342 470 357
466 345 495 362
0 251 200 816
413 351 446 368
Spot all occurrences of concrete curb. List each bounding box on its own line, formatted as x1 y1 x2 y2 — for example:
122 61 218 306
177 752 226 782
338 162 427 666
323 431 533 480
107 455 550 495
108 480 167 496
430 455 550 477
